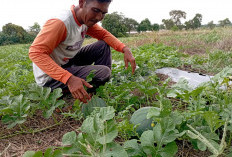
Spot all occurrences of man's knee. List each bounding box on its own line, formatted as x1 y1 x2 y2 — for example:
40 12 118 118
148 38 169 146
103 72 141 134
98 40 109 47
96 40 110 52
94 65 111 82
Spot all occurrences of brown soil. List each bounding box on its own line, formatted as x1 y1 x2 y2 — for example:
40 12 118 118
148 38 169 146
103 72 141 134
176 140 212 157
0 110 82 157
156 73 176 86
178 64 215 76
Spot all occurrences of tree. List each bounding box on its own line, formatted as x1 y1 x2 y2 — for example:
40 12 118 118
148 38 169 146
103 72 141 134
1 23 34 45
162 19 175 30
2 23 28 43
169 10 186 28
124 18 138 34
159 24 165 30
218 18 231 27
207 21 216 29
102 12 127 37
184 20 193 30
184 13 202 30
137 18 152 32
192 13 202 29
29 22 41 36
152 23 159 31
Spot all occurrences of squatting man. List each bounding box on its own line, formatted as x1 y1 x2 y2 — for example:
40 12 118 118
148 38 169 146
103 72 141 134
29 0 136 103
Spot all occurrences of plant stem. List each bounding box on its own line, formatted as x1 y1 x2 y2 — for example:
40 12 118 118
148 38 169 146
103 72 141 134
52 114 58 124
219 120 228 153
0 120 63 140
187 124 219 155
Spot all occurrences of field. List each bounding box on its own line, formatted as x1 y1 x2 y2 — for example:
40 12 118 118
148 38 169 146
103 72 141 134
0 27 232 157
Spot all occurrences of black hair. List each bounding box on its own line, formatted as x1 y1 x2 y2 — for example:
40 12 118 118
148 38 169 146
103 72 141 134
86 0 112 3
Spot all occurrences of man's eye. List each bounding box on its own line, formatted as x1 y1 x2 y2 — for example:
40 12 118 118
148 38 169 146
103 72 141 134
93 9 100 13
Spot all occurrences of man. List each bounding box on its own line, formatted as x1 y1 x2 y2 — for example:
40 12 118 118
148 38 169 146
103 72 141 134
29 0 136 103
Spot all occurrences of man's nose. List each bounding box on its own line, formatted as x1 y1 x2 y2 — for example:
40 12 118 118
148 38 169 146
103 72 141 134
96 12 104 21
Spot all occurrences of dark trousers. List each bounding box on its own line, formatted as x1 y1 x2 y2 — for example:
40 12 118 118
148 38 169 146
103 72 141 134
44 40 112 93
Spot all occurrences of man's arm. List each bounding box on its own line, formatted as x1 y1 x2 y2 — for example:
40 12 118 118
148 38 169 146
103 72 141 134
87 24 136 74
29 19 72 84
87 24 125 52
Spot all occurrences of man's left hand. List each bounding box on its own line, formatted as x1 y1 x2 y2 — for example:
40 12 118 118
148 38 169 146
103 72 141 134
123 47 136 74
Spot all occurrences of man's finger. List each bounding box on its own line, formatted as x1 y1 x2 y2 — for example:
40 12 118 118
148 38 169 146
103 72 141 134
80 88 91 101
72 91 79 100
71 92 77 99
82 79 93 88
125 59 128 70
131 59 136 74
77 90 86 103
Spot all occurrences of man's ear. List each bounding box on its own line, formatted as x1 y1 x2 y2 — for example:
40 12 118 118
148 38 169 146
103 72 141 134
79 0 86 8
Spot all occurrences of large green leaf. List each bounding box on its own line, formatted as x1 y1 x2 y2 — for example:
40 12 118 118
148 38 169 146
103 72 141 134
97 120 118 144
124 139 145 157
62 131 77 146
82 96 107 118
101 142 128 157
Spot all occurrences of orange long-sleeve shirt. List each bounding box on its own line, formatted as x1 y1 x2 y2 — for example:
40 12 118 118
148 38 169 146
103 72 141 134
29 5 125 86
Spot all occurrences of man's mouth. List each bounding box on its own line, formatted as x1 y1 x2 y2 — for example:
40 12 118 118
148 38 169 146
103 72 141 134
90 20 98 24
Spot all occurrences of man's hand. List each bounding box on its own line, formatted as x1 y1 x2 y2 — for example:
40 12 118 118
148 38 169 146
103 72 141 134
67 75 93 103
123 46 136 74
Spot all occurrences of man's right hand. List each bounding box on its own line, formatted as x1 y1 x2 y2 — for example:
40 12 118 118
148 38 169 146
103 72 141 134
67 75 93 103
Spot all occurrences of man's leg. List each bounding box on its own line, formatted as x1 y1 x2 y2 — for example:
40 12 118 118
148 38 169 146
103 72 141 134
44 40 112 93
67 40 112 69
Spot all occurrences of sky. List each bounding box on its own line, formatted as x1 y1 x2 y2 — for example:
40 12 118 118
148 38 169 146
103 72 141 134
0 0 232 31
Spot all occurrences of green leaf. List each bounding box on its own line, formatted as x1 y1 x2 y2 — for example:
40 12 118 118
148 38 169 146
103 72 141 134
159 142 178 157
62 145 80 154
86 69 96 82
197 140 207 151
124 139 144 156
140 130 156 155
52 149 63 157
101 142 128 157
99 106 115 121
81 116 97 135
44 148 53 157
23 151 36 157
97 120 118 144
147 107 160 119
33 151 43 157
43 100 64 119
82 96 107 118
203 111 224 132
43 106 56 119
62 131 77 146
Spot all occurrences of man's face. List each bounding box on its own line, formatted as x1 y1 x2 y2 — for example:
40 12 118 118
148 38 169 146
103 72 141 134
81 0 110 27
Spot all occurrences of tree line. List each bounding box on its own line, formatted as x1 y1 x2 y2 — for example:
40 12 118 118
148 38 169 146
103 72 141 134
0 10 231 46
102 10 232 37
0 22 40 46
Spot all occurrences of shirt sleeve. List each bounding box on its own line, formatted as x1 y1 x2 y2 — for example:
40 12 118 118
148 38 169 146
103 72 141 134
86 24 126 52
29 19 72 84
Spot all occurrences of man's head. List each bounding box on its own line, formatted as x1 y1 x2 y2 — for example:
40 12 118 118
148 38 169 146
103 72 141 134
86 0 112 3
78 0 112 27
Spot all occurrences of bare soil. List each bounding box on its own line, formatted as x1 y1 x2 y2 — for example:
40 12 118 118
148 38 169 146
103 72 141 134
0 111 82 157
